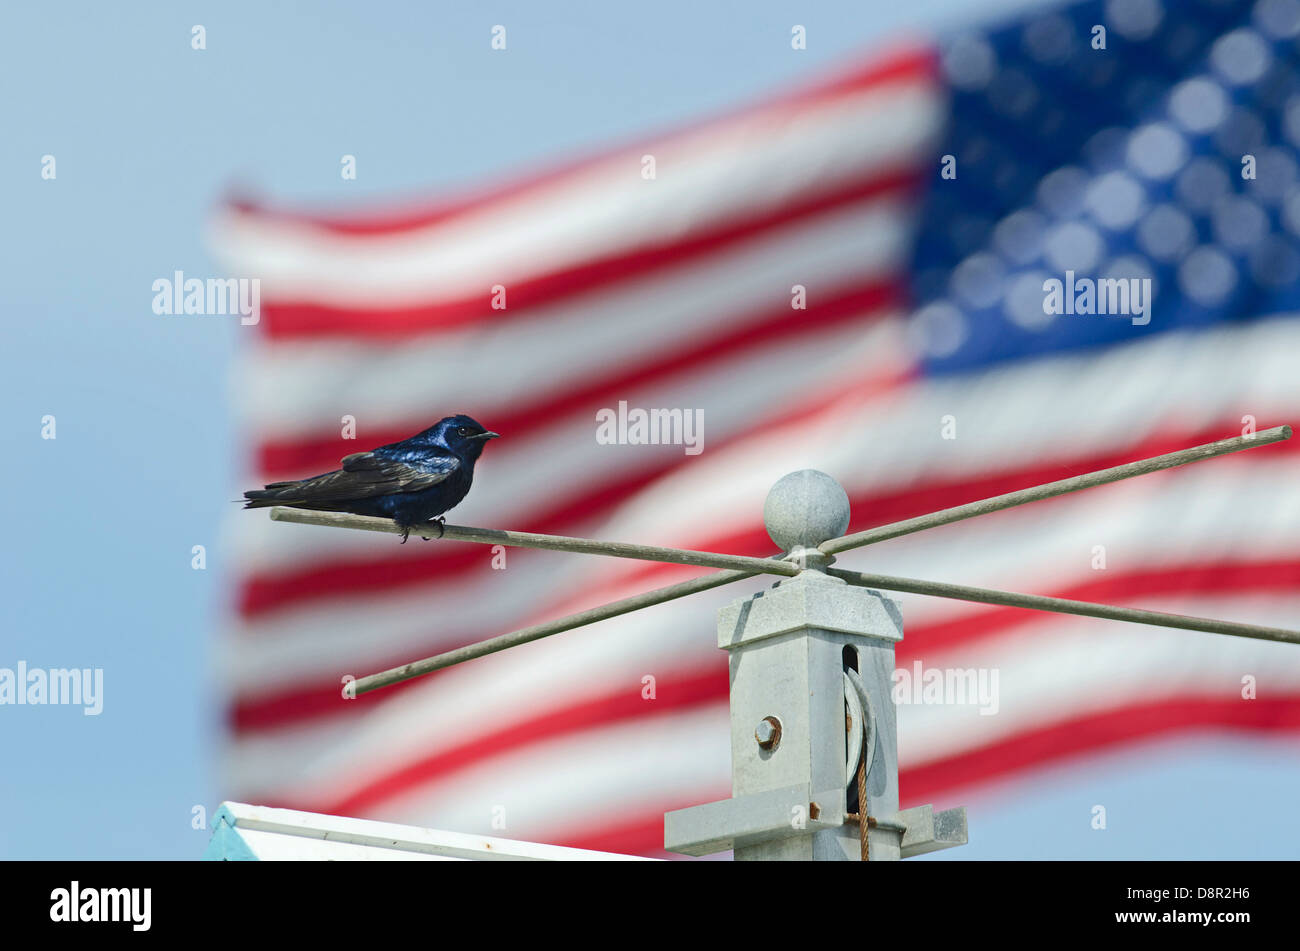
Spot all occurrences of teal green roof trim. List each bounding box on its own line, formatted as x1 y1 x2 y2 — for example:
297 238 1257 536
203 809 259 861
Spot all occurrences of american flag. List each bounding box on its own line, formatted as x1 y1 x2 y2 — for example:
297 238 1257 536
212 0 1300 857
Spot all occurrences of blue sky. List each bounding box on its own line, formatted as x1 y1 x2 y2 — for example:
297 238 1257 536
2 0 1298 860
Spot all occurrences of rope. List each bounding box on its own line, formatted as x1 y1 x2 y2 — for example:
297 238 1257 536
856 741 869 861
845 666 877 861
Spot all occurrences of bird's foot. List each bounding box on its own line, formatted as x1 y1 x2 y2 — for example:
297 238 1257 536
420 517 446 541
398 526 411 544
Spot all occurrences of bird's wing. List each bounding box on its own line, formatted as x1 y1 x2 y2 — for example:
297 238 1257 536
263 450 460 504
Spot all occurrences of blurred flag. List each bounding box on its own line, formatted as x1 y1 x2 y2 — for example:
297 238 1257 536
212 0 1300 856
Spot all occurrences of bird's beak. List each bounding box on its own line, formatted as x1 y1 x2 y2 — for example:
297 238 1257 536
474 431 500 440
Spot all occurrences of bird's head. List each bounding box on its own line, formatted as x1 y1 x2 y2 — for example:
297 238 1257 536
425 414 500 458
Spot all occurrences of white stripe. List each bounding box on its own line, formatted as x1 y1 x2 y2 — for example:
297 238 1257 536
209 81 943 304
365 704 731 840
224 579 744 798
235 197 913 437
224 716 367 804
897 594 1300 765
859 460 1300 628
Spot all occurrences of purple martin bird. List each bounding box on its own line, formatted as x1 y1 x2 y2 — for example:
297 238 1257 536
242 414 499 543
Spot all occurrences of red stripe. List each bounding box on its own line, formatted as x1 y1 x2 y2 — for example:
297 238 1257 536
311 666 727 817
225 46 937 238
256 170 922 340
238 419 1298 619
254 275 906 479
899 696 1300 809
900 558 1300 657
230 556 1300 736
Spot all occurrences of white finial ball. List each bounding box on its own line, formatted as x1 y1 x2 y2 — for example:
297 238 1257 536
763 469 851 551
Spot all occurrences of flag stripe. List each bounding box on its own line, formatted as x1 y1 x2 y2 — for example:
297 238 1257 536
246 171 922 340
898 697 1300 810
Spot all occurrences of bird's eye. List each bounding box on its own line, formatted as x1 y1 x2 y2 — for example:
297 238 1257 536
457 426 471 436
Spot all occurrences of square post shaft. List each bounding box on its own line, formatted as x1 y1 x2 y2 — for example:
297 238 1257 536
722 571 903 860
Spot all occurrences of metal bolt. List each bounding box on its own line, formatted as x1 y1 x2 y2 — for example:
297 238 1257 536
755 715 782 751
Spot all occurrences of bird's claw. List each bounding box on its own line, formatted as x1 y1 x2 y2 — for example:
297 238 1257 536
399 518 443 544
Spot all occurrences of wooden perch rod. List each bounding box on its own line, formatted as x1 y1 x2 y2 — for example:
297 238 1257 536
826 568 1300 646
269 507 799 578
349 564 772 695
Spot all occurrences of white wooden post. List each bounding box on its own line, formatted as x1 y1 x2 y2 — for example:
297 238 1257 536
664 470 967 860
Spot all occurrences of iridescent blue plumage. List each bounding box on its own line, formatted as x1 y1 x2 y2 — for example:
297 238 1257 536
242 414 499 542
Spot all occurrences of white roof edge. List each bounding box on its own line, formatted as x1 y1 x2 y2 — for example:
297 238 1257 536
207 801 657 861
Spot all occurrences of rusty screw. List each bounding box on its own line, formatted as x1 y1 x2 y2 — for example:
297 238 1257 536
755 715 782 751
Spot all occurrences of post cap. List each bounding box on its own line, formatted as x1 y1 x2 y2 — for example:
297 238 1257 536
763 469 851 552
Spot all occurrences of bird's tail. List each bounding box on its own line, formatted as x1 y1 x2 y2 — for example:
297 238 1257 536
242 481 306 509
